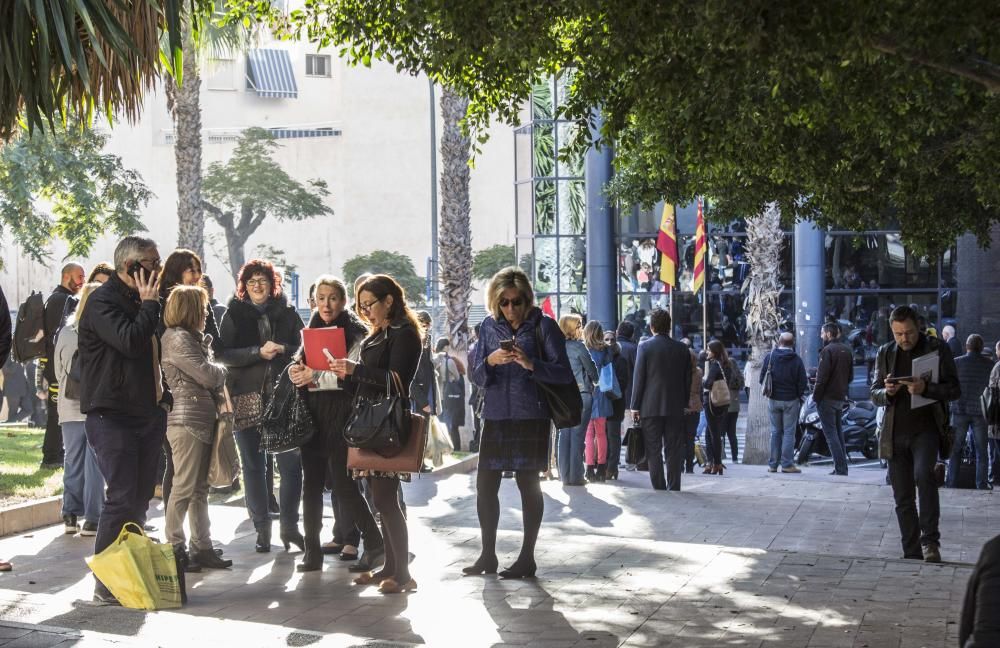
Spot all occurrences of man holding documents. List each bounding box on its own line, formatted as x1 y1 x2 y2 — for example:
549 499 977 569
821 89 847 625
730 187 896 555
871 306 960 563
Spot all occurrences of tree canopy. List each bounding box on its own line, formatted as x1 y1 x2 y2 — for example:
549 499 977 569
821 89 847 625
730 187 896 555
1 0 207 141
472 244 515 282
0 124 152 269
202 127 332 277
342 250 426 305
234 0 1000 256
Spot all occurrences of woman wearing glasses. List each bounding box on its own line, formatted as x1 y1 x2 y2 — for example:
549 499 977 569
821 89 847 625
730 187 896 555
219 259 305 553
465 267 573 578
329 274 423 593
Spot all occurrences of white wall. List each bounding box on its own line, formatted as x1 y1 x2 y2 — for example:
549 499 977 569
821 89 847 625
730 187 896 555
1 36 515 309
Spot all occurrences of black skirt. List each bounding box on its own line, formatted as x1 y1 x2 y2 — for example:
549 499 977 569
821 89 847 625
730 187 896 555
302 389 353 457
478 418 551 471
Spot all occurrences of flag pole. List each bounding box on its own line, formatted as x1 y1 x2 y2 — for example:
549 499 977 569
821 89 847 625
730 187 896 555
701 197 708 352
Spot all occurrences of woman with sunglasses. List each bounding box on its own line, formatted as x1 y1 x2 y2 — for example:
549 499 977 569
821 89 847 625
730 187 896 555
465 267 573 578
330 274 423 593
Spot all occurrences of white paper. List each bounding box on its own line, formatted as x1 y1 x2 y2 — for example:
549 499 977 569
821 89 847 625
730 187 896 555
910 351 938 409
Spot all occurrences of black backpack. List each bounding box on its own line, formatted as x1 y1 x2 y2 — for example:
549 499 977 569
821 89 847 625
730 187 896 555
11 292 45 363
442 356 465 405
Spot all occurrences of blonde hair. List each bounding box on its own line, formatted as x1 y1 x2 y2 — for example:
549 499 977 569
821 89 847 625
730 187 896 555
164 285 208 332
72 282 103 327
559 314 583 340
583 320 607 351
312 274 348 302
485 266 535 320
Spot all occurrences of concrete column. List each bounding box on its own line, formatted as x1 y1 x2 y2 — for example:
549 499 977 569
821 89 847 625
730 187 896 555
585 113 616 329
795 220 825 369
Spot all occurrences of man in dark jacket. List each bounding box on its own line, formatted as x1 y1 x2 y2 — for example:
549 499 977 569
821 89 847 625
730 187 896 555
960 534 1000 647
760 332 808 473
949 334 993 489
38 262 84 468
616 321 638 406
0 285 10 368
871 306 960 563
630 310 692 491
814 322 854 475
78 236 167 604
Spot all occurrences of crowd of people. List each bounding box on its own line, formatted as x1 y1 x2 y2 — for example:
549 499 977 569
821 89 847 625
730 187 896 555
0 236 997 644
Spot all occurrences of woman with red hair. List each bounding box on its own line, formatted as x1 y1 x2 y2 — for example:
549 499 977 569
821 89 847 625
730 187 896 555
219 260 305 553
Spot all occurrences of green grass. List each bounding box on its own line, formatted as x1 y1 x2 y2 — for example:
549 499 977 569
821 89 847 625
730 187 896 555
0 427 64 506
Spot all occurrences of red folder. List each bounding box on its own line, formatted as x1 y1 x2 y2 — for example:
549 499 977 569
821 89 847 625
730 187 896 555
301 327 347 370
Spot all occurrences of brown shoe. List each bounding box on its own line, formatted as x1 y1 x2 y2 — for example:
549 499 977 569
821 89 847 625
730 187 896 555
702 465 716 474
781 465 802 473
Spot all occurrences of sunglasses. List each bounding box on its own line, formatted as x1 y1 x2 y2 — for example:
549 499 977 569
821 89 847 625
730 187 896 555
499 297 524 308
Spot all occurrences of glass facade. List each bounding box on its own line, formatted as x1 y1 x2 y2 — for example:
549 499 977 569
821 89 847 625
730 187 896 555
514 73 587 315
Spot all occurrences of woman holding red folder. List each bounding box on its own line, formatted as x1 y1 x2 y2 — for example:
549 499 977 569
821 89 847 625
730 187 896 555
288 276 375 572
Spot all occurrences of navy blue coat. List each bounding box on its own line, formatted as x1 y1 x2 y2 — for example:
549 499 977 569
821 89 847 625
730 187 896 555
471 307 573 421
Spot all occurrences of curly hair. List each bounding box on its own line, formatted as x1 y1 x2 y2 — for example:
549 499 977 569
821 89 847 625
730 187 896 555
236 259 282 301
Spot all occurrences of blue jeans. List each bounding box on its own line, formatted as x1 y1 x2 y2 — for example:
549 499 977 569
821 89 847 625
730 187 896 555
235 425 302 531
557 392 592 484
768 399 801 469
948 413 989 488
818 399 848 474
61 420 105 524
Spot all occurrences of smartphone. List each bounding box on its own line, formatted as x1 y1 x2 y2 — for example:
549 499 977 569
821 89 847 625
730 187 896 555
499 339 515 352
322 348 336 363
127 261 143 279
886 376 914 384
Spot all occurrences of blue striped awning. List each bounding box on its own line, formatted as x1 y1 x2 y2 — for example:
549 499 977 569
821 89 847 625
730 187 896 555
246 49 298 99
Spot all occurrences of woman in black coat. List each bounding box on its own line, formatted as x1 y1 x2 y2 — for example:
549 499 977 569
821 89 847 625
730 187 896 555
331 274 423 594
219 260 304 553
288 276 380 572
702 339 733 475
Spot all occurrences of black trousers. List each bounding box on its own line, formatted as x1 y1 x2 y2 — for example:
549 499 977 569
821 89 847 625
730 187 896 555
723 410 739 463
85 410 166 557
889 427 941 558
42 387 63 464
705 407 727 465
683 412 700 470
641 415 685 490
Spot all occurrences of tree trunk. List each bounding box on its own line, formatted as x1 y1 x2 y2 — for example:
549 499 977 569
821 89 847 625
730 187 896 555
167 23 205 261
438 87 473 353
741 205 785 464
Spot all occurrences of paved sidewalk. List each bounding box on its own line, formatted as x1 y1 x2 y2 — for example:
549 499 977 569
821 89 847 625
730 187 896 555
0 463 993 647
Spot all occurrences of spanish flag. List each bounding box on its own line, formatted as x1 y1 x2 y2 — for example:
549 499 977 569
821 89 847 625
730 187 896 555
656 203 678 289
691 198 706 293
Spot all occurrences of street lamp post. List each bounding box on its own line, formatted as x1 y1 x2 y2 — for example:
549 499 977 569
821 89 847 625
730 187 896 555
429 77 439 310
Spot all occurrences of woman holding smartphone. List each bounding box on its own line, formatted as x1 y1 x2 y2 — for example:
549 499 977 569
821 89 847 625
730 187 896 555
466 267 573 578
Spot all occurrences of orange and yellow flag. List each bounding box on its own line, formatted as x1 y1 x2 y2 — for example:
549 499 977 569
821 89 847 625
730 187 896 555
656 203 678 288
691 199 706 293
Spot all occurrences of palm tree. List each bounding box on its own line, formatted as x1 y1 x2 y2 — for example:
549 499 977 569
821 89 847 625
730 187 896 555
438 85 473 352
1 0 193 142
741 204 787 464
166 8 254 262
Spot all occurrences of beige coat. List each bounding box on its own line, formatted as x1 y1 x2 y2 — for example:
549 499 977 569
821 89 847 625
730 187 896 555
161 327 227 443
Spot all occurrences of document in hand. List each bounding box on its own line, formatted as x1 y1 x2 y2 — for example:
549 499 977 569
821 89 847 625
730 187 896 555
301 327 347 370
910 351 938 409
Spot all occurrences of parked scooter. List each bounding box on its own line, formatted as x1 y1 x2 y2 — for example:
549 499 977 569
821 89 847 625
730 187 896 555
795 394 879 464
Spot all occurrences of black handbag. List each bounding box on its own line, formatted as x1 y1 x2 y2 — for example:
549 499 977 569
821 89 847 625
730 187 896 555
260 366 316 453
761 351 774 398
343 371 410 458
981 384 1000 425
533 322 583 429
624 425 646 465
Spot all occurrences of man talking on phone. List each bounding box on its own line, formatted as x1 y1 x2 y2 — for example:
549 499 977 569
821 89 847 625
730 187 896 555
78 236 170 604
871 306 960 563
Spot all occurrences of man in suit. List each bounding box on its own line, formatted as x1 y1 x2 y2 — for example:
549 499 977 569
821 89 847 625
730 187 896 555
630 309 692 491
960 534 1000 647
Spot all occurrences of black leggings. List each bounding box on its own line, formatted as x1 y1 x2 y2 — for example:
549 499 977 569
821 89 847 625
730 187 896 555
475 469 543 564
302 449 381 554
723 411 739 463
705 408 727 466
370 477 409 582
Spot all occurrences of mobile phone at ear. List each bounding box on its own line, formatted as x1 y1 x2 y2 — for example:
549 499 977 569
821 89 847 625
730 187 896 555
127 261 143 279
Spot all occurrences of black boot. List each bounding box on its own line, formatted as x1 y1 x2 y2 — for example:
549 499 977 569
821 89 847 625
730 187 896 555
297 538 323 572
255 522 272 553
585 465 596 482
596 464 607 482
171 546 190 605
280 529 305 552
193 548 232 569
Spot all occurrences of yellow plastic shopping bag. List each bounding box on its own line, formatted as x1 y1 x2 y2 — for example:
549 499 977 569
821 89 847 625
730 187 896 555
85 522 182 610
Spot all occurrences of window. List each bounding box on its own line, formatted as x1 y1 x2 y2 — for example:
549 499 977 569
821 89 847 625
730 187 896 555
306 54 331 78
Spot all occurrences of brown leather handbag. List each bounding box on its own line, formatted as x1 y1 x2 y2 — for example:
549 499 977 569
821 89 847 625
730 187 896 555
347 410 427 473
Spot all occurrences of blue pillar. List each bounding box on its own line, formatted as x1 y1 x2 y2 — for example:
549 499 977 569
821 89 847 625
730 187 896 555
795 220 825 369
585 113 616 329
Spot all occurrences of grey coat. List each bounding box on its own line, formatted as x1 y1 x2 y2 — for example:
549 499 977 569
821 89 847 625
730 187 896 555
161 327 227 443
566 339 598 393
870 334 960 459
53 324 84 423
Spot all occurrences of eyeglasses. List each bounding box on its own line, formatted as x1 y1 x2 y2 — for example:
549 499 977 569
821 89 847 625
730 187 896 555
499 297 524 308
246 278 270 287
359 297 383 313
140 257 162 270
